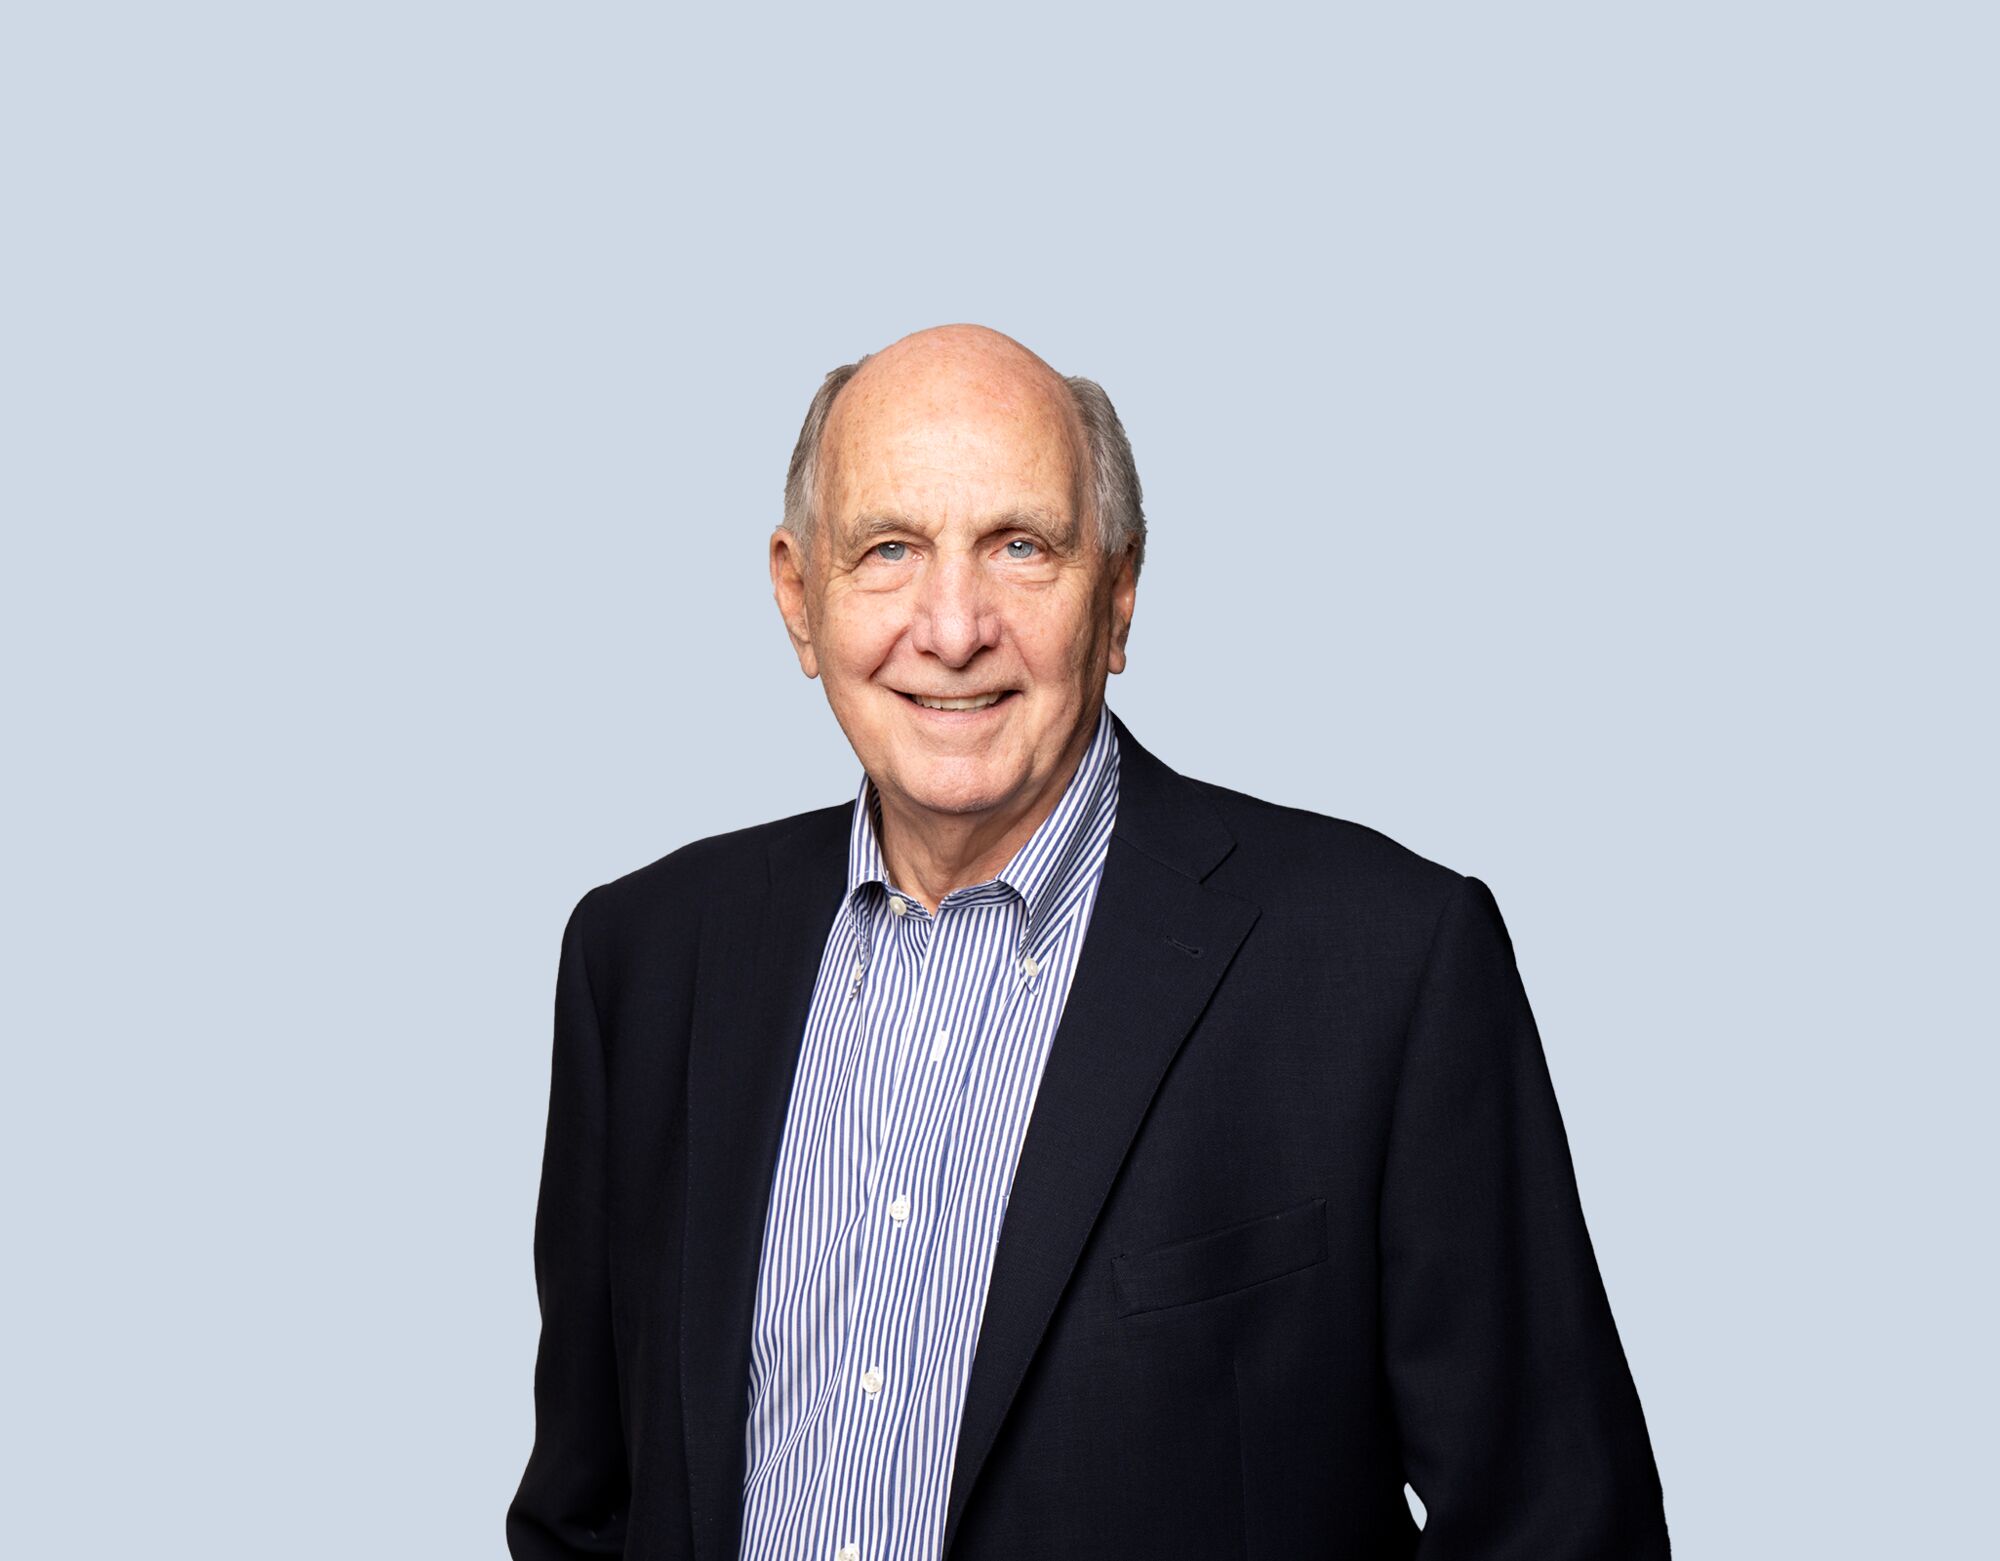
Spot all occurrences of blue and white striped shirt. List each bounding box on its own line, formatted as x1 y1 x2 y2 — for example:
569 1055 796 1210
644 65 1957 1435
737 703 1121 1561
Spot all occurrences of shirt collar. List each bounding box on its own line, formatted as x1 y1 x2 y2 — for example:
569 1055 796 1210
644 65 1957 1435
844 701 1119 951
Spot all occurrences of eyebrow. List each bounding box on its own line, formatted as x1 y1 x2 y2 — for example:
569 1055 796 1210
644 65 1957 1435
841 507 1079 551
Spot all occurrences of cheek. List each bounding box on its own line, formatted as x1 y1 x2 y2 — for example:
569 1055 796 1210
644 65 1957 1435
1048 588 1112 668
1017 596 1102 678
821 594 906 677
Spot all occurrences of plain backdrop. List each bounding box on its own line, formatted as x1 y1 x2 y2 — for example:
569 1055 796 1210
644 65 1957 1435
3 3 1993 1556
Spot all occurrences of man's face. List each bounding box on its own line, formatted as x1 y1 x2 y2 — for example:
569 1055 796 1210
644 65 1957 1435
772 335 1136 831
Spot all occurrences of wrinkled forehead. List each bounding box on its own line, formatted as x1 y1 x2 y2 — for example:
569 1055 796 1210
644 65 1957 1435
821 356 1087 528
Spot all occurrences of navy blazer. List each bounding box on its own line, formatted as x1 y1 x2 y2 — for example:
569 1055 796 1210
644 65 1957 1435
508 711 1671 1559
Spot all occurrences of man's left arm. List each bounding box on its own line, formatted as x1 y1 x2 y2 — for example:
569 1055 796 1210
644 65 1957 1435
1378 875 1670 1556
507 890 630 1559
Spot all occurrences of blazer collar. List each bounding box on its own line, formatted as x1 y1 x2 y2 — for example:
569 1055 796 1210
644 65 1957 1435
678 705 1261 1561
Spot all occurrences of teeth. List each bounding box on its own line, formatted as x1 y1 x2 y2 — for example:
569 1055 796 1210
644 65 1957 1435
911 692 1005 711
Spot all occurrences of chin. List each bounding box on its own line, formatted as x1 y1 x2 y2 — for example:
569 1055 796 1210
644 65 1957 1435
895 759 1015 818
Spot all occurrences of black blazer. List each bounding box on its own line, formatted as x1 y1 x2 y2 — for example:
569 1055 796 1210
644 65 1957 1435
508 711 1670 1559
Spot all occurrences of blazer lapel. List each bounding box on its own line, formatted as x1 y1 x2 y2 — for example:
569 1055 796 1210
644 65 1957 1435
940 712 1261 1556
681 803 849 1561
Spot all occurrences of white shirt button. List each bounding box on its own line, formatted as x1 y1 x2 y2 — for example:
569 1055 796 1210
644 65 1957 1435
860 1366 884 1397
929 1027 949 1062
888 1193 910 1224
888 895 907 916
1020 954 1040 978
837 1546 858 1561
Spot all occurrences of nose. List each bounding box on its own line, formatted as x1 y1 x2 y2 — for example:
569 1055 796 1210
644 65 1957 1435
908 548 1000 668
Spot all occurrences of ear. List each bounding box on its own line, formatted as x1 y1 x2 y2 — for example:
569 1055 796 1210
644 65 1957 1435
769 527 820 679
1106 543 1138 676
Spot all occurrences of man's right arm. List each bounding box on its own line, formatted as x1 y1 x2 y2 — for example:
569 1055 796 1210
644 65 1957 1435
507 889 630 1559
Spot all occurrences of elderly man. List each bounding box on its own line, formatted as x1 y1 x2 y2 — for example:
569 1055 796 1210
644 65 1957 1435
507 325 1671 1560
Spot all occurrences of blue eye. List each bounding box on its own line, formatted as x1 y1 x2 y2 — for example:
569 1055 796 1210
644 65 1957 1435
1004 538 1039 559
873 541 908 562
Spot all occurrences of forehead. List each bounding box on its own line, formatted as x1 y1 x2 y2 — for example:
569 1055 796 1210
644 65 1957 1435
821 359 1083 523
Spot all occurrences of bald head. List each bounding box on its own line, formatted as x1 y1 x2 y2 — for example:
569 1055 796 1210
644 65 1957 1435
840 325 1085 450
781 324 1145 580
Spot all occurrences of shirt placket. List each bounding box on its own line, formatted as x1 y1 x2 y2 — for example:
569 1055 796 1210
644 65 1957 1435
822 889 944 1561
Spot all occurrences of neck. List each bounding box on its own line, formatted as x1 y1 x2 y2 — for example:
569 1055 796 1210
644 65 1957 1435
874 712 1097 913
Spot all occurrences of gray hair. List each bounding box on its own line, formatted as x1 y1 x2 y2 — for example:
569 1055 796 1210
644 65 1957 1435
781 355 1146 580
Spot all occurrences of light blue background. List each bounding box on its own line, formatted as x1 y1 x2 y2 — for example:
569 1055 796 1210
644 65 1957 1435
4 3 1992 1555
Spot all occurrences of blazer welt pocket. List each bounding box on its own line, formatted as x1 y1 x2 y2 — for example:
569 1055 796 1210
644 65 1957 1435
1112 1196 1328 1317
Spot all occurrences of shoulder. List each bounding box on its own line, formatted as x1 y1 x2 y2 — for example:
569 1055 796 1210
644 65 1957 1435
565 799 850 959
1181 773 1466 928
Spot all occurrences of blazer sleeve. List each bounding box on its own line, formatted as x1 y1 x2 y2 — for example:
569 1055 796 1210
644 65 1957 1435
1379 876 1671 1557
507 889 631 1559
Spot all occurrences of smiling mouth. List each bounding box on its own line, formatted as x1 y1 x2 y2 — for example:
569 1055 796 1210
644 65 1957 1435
899 689 1019 712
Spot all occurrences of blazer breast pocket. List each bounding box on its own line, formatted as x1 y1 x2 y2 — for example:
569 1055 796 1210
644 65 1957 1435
1112 1196 1328 1318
